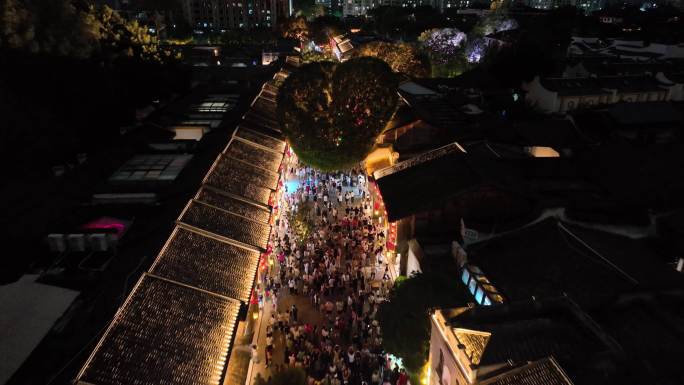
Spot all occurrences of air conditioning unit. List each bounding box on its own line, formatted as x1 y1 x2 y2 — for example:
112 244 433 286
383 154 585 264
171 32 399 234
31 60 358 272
89 233 108 251
47 234 66 252
67 234 86 252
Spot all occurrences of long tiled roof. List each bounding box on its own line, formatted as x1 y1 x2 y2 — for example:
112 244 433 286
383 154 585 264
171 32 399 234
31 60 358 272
195 187 271 223
251 95 277 120
178 200 271 250
480 357 574 385
243 110 281 133
208 154 280 190
234 126 287 153
224 139 284 173
204 155 276 205
149 227 260 302
76 69 289 385
75 274 241 385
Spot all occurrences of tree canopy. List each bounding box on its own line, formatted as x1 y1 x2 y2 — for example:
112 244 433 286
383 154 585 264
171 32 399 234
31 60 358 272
277 57 399 170
0 0 188 176
355 41 430 78
378 266 471 373
0 0 177 63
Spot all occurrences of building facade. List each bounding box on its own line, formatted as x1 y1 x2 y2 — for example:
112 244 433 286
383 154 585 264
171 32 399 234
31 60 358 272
523 75 671 114
523 0 604 11
181 0 290 30
428 307 577 385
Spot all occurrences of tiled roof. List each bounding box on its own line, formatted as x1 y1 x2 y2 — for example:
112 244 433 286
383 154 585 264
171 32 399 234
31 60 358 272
75 274 240 385
149 227 260 302
466 218 636 304
541 77 610 96
204 155 277 204
374 142 480 221
178 200 271 250
243 110 281 133
251 95 277 120
480 357 574 385
234 126 286 153
195 187 271 223
224 139 284 173
542 75 666 95
213 154 279 190
454 328 490 365
262 82 280 95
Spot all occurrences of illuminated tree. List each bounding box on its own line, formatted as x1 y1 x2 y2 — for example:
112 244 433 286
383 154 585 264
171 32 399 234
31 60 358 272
281 16 309 41
418 27 467 63
301 49 327 63
277 57 398 170
355 41 430 77
418 28 468 77
465 37 488 63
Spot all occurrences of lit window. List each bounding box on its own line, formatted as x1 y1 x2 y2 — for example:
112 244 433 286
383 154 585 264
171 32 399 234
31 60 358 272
461 269 470 285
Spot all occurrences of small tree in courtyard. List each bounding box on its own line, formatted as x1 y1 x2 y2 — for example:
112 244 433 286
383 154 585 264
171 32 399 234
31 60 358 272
378 267 471 374
277 57 398 170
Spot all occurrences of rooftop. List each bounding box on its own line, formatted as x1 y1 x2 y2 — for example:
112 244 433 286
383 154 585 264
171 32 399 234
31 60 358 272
466 219 634 305
149 227 260 303
204 154 278 205
607 102 684 126
374 143 480 221
195 187 271 223
75 274 241 385
233 126 286 153
223 138 284 173
440 296 622 384
479 357 574 385
178 200 271 251
589 292 684 385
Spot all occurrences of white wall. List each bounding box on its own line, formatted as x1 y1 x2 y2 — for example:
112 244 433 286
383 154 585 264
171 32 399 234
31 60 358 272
522 76 559 113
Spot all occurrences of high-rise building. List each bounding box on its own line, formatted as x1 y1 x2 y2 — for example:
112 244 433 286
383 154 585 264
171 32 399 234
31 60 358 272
344 0 443 16
181 0 290 30
524 0 605 11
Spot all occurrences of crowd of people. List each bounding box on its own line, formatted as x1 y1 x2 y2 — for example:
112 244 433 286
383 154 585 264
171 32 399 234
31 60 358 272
256 164 407 385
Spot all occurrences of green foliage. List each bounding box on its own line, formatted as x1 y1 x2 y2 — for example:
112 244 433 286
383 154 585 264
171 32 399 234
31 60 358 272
355 41 430 77
0 0 176 63
288 204 313 246
278 57 399 171
301 49 328 63
281 16 309 40
378 267 471 373
255 367 307 385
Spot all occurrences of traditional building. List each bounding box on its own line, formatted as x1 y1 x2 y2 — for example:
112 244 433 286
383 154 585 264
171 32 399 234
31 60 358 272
75 68 292 385
429 296 621 385
330 34 354 61
523 75 669 113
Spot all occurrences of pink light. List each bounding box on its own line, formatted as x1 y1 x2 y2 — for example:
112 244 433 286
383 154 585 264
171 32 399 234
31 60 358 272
80 217 131 238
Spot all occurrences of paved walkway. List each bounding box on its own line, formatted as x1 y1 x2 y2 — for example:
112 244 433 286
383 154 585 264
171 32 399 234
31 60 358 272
247 166 398 385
